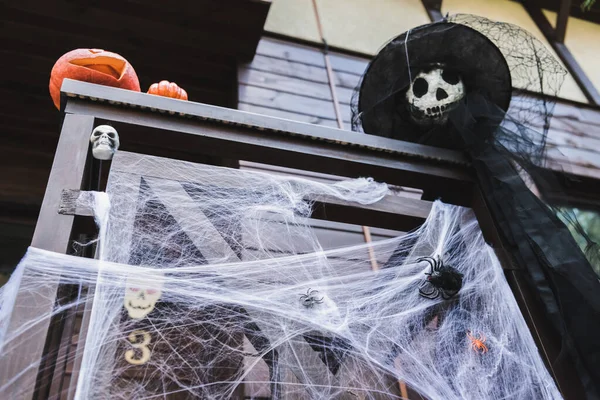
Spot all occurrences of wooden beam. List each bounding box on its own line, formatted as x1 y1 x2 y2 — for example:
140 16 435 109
61 80 473 205
69 100 473 204
0 114 95 400
523 0 600 105
555 0 572 43
311 194 431 231
504 269 586 399
471 183 585 399
538 0 600 24
107 151 434 231
60 81 468 167
421 0 444 22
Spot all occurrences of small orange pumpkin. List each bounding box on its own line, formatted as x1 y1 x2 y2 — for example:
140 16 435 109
49 48 140 109
147 80 188 100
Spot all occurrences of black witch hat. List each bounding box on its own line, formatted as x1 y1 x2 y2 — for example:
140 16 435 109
356 20 511 148
353 14 600 399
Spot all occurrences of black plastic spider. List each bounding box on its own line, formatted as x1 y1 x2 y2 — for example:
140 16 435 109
299 288 324 308
417 256 463 300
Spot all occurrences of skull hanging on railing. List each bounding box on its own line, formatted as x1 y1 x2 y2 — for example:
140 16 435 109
90 125 120 160
406 66 465 126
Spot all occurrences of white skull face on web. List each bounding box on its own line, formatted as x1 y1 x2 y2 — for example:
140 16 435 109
124 273 164 319
406 66 465 126
90 125 120 160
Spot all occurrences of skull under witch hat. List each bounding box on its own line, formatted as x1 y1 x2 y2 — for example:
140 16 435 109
353 14 600 399
354 19 512 148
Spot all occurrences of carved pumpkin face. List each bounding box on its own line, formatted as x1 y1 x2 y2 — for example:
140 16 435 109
49 48 141 109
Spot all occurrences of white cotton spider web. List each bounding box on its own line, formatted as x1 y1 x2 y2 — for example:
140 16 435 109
0 154 561 400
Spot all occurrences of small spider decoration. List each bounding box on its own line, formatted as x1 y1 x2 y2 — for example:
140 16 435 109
467 330 489 354
417 256 463 300
299 288 324 309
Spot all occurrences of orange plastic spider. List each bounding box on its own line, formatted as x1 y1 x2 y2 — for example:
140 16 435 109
467 331 488 354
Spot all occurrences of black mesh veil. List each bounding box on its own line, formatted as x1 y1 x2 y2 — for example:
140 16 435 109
352 14 562 161
352 14 600 399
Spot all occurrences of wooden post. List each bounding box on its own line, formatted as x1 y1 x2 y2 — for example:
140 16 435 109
555 0 572 43
0 114 95 400
421 0 444 22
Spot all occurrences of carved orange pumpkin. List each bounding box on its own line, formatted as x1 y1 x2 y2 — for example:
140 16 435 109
49 48 141 109
147 81 188 100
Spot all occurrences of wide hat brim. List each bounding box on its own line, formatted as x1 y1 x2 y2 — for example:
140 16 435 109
357 21 512 140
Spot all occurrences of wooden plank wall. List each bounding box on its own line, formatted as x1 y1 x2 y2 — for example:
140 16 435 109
239 36 600 186
546 103 600 180
238 37 359 128
238 37 412 245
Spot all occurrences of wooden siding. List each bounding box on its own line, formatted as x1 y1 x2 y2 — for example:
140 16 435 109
238 39 337 127
238 37 363 129
238 37 414 248
239 37 600 184
237 37 428 246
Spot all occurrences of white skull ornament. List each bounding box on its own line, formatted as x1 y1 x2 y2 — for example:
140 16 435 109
124 273 164 319
90 125 120 160
406 67 465 126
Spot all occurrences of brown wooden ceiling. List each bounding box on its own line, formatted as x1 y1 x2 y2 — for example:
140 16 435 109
0 0 270 271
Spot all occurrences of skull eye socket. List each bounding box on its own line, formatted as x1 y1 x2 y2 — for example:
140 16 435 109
442 70 460 85
412 77 428 98
92 131 102 137
107 132 115 139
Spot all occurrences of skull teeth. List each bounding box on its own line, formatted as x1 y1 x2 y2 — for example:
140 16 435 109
408 99 460 121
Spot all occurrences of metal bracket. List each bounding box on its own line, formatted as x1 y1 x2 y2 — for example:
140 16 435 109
58 189 95 217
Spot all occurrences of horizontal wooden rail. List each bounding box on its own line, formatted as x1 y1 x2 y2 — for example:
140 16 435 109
61 80 468 167
61 80 473 205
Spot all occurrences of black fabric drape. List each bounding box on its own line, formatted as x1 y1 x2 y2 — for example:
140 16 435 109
453 98 600 399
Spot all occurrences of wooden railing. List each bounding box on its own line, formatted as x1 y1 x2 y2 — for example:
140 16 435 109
0 80 584 399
